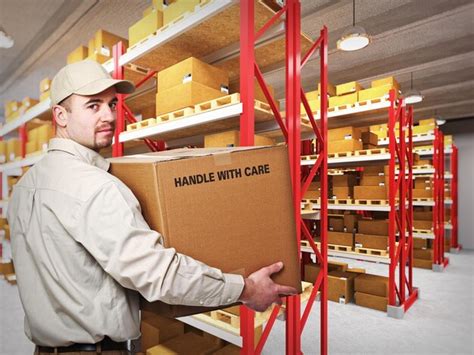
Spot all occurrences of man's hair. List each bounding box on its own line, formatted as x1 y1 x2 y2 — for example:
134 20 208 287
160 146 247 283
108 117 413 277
58 96 72 112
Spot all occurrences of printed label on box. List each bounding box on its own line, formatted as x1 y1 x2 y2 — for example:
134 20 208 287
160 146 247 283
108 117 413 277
220 85 229 94
100 46 111 57
183 73 192 84
339 296 345 304
355 243 363 248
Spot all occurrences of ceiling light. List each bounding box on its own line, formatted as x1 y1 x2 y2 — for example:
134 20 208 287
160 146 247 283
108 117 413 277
404 72 423 104
0 26 14 48
436 119 446 125
337 0 370 51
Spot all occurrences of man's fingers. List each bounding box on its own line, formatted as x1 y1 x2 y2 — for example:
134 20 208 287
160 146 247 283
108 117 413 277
275 297 283 306
263 261 284 276
276 285 298 296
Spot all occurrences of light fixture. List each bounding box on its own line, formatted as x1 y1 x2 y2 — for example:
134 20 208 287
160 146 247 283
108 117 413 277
0 26 14 48
434 110 446 125
404 72 423 104
337 0 370 51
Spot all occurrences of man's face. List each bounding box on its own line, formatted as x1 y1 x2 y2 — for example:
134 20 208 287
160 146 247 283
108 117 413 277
60 87 118 151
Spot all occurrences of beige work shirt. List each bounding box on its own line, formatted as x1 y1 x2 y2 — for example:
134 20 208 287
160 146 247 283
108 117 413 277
7 138 244 347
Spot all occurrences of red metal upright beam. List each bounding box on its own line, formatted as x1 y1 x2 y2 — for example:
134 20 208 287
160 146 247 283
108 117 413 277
451 145 460 249
406 106 414 291
388 90 397 306
112 41 126 157
19 124 27 158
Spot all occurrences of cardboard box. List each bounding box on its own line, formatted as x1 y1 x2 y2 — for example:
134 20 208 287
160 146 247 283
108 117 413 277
328 270 358 303
328 127 361 141
303 189 320 200
4 100 20 117
212 344 241 355
40 90 50 102
67 45 88 64
419 118 436 126
301 99 320 114
230 79 277 107
20 97 39 113
331 174 357 187
163 0 201 25
414 248 433 260
413 124 435 135
303 263 320 283
413 220 433 230
92 29 128 57
371 76 399 88
0 141 6 157
147 332 221 355
355 234 388 250
363 143 377 150
306 90 318 101
318 82 337 97
87 52 111 64
355 292 388 312
354 273 389 297
37 124 54 145
6 139 21 162
413 258 432 269
39 78 51 93
358 84 399 102
329 92 358 108
415 177 434 189
0 260 14 275
344 213 359 232
358 219 389 236
329 216 345 232
328 231 353 247
360 175 385 186
204 130 274 148
354 186 387 200
328 139 362 154
140 314 184 351
413 189 433 199
158 57 228 93
361 131 378 146
413 238 428 249
26 141 37 155
129 9 164 47
362 165 385 176
331 186 352 199
336 81 364 96
156 82 225 115
328 261 348 272
373 130 387 140
109 146 301 316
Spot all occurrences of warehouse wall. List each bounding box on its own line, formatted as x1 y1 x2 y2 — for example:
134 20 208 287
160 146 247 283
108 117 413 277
443 118 474 250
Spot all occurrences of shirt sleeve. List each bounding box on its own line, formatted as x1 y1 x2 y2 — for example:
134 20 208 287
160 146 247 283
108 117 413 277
70 180 244 307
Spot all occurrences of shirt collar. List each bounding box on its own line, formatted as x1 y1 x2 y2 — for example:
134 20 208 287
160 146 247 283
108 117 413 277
47 138 110 171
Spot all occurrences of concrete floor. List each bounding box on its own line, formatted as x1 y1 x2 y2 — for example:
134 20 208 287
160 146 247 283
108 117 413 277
1 251 473 355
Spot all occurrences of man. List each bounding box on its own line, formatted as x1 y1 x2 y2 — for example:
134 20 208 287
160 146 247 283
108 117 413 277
7 60 296 354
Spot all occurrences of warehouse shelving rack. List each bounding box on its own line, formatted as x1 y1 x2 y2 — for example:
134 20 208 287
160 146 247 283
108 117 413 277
449 145 461 252
301 90 419 318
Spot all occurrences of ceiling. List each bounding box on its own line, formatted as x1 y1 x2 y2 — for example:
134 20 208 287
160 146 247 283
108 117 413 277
0 0 473 126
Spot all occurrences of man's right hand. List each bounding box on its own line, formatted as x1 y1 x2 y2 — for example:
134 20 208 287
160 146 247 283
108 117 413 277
238 262 298 312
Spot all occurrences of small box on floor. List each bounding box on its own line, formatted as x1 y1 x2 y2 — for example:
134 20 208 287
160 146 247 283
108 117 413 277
146 332 221 355
355 292 388 312
328 270 358 304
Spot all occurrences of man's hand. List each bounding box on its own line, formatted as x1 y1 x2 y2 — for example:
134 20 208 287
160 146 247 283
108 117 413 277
238 262 298 312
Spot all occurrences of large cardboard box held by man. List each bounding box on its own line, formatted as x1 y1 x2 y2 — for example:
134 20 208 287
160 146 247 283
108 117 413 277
109 146 301 316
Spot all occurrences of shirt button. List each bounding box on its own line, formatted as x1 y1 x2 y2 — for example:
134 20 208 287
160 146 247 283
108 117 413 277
227 298 232 303
199 300 204 305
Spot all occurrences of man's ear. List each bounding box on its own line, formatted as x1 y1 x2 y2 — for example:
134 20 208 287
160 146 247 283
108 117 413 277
52 105 68 128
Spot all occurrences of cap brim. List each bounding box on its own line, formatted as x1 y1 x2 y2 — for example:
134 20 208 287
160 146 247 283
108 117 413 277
74 78 135 97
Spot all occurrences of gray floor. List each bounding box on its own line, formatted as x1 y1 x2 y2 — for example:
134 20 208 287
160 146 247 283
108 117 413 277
1 251 473 355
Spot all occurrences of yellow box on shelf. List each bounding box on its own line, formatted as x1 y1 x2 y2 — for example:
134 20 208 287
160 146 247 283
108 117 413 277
129 8 164 47
163 0 201 26
371 76 399 88
0 141 6 158
158 57 229 92
336 81 363 96
91 29 128 58
4 100 20 117
228 79 277 108
155 81 225 116
67 45 89 64
444 135 453 145
419 118 436 126
37 124 54 151
5 111 20 123
26 141 37 155
87 53 111 65
40 91 50 102
204 130 275 148
19 97 39 114
39 78 51 93
374 130 388 139
143 5 154 17
306 90 318 101
318 83 336 97
358 84 400 102
329 92 358 108
412 124 435 135
301 99 320 114
27 127 38 142
6 138 21 162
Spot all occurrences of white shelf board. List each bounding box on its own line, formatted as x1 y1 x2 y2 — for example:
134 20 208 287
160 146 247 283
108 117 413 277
119 103 243 142
103 0 235 73
0 100 51 136
445 199 453 205
413 232 435 239
177 315 242 347
415 147 453 157
307 98 392 121
301 246 390 265
308 202 391 212
413 200 435 207
301 153 391 166
378 134 436 146
445 223 453 230
301 210 320 220
0 154 45 172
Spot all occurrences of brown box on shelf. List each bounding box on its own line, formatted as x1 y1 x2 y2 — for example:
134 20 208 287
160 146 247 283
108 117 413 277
328 126 361 141
354 186 387 200
304 263 320 283
361 131 378 146
91 29 128 57
360 175 385 186
331 174 357 187
87 53 111 64
413 258 432 269
329 216 345 232
159 57 229 93
336 81 364 96
362 165 385 176
304 189 320 200
328 139 363 154
354 273 389 297
355 292 388 312
415 177 434 189
363 143 377 150
146 332 221 355
329 92 358 108
413 189 433 198
328 271 358 304
355 234 388 250
67 45 88 64
155 81 225 115
109 146 301 317
414 248 433 260
413 238 428 249
162 0 201 26
328 231 353 247
331 186 352 199
413 220 433 230
204 130 274 148
328 261 348 272
230 79 277 108
344 213 360 232
0 260 14 275
129 8 164 47
140 314 184 351
358 219 389 236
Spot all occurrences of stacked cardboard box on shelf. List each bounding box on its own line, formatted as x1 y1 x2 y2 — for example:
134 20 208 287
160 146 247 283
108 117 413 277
67 45 89 64
413 117 436 135
303 180 321 200
330 173 357 199
354 165 388 201
358 76 400 103
328 126 362 154
129 5 164 47
229 79 278 109
354 274 389 311
6 138 21 162
156 57 228 116
204 130 274 148
329 81 363 108
87 29 128 64
39 78 52 102
361 131 378 150
27 124 54 155
300 82 336 113
4 100 20 123
355 219 389 251
19 97 39 115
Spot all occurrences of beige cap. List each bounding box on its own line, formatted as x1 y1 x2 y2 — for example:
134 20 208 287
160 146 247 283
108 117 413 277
51 59 135 105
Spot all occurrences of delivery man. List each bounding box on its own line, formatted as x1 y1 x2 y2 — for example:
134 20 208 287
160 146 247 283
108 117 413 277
7 60 297 354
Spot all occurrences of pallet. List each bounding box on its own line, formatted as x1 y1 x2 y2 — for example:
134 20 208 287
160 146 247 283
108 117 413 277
413 229 433 234
355 247 388 256
328 103 356 112
413 198 434 202
413 164 434 170
194 93 240 113
157 107 195 122
354 199 388 206
328 244 353 252
354 148 388 156
356 96 387 106
302 198 321 205
126 118 157 131
301 154 318 161
328 199 354 205
300 240 321 249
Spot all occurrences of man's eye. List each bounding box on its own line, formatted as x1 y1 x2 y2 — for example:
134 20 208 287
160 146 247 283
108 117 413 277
110 102 117 110
88 104 99 111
